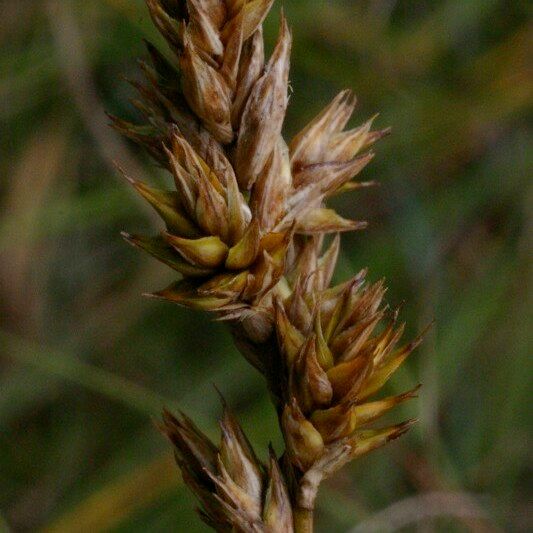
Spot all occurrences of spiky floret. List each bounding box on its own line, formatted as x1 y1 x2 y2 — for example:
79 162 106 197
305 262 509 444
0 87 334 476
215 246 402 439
162 404 293 532
114 1 419 531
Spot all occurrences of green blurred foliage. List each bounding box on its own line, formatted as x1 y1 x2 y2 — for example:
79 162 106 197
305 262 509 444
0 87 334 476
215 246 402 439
0 0 531 531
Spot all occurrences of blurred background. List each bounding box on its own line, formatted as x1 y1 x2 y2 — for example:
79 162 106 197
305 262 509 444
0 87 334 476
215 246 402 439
1 0 531 531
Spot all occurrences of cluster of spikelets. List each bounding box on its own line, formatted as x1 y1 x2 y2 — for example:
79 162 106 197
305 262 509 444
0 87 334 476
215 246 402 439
113 1 421 530
275 238 427 506
162 404 294 531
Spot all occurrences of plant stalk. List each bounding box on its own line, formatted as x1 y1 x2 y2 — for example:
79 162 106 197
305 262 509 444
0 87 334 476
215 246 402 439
294 507 314 533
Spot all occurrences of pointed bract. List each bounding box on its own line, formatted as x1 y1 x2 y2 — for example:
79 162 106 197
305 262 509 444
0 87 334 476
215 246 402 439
234 14 292 189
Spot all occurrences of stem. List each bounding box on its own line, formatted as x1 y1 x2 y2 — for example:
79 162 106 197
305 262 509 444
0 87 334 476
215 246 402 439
294 507 314 533
293 465 322 533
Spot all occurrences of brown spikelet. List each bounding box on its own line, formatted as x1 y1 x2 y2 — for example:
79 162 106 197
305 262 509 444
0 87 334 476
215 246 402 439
161 402 293 531
275 237 426 480
234 13 291 189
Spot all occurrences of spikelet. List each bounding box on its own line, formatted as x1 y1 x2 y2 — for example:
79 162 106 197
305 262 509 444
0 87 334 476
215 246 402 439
161 402 293 532
275 236 426 481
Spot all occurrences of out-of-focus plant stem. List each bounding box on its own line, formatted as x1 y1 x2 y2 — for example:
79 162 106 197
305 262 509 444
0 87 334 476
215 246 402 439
294 507 314 533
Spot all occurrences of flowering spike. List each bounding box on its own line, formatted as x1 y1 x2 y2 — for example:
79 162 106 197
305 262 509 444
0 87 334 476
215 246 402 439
116 1 418 529
162 404 294 531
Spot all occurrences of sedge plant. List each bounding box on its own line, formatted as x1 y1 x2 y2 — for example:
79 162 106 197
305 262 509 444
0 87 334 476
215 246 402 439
112 1 424 530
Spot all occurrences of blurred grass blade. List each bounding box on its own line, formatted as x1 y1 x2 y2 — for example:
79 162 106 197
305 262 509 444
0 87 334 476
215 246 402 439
42 455 178 533
1 331 175 417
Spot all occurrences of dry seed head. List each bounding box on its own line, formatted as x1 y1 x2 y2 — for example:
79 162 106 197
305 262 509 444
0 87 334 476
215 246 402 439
116 0 386 322
276 237 423 473
115 0 418 526
161 403 293 532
